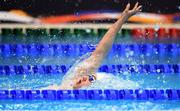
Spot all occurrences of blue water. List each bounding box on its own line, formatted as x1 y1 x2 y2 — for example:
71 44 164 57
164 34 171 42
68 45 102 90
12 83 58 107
0 73 180 90
0 55 180 111
0 37 180 110
0 53 179 65
0 100 180 110
0 73 180 110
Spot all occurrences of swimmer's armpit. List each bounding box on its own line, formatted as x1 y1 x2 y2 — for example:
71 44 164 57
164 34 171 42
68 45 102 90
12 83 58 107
74 58 98 76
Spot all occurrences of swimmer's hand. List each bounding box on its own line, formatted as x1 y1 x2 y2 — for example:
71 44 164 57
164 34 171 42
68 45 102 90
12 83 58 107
122 2 142 19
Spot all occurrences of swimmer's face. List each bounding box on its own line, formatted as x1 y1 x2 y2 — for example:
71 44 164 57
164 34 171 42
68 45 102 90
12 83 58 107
73 75 92 89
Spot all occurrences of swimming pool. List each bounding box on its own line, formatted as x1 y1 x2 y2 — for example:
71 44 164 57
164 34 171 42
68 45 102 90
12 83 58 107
0 24 180 110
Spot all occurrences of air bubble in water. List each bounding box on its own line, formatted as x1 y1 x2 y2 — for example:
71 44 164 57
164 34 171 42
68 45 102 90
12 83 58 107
129 51 134 56
123 71 129 75
18 59 22 63
157 69 161 73
158 76 162 80
23 75 27 80
140 54 144 58
146 53 150 56
41 58 47 63
139 89 143 94
142 60 145 64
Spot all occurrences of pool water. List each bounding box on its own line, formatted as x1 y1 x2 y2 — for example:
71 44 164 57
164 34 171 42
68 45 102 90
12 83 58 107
0 35 180 110
0 72 180 89
0 73 180 110
0 99 180 110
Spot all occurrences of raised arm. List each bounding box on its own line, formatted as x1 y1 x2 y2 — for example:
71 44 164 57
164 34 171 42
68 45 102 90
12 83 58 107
54 3 142 90
85 3 142 70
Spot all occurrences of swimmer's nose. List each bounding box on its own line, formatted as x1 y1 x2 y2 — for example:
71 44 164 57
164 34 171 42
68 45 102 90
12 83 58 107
77 79 82 84
83 76 87 81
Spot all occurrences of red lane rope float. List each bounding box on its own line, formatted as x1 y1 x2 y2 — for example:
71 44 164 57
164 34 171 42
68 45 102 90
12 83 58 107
169 28 179 39
145 28 155 40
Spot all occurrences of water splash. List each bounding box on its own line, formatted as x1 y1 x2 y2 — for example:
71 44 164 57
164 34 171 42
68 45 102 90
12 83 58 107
76 71 139 89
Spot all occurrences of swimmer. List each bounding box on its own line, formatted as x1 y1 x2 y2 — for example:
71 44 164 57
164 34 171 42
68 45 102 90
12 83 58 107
45 2 142 90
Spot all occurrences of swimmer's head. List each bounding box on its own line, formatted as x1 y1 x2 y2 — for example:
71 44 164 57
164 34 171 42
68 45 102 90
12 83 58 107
73 74 96 89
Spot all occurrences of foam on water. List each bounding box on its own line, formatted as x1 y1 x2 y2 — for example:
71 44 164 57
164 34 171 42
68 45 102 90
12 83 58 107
60 52 140 89
82 72 140 89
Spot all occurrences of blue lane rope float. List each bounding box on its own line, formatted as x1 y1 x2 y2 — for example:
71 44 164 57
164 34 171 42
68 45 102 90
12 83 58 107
0 64 179 75
0 44 179 57
0 89 179 100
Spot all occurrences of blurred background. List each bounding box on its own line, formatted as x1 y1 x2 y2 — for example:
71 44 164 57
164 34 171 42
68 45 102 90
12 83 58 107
0 0 179 24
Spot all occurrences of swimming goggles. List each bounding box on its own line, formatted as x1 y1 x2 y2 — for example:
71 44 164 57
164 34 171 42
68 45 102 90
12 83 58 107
88 75 96 83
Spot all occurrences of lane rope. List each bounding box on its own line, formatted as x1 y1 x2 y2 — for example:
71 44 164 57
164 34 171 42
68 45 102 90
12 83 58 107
0 89 179 100
0 64 179 75
0 44 179 57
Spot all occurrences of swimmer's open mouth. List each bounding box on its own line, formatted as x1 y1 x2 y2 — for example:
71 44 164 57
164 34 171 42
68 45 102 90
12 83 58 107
88 75 96 83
